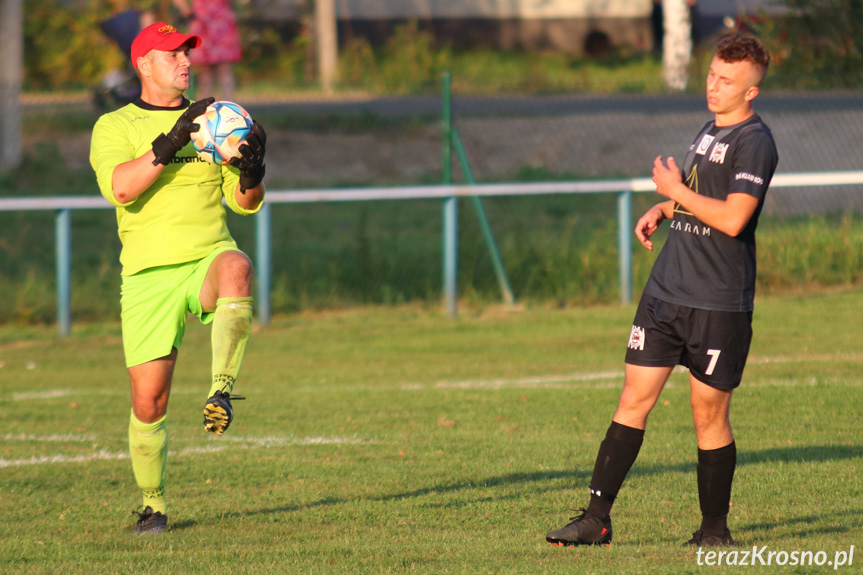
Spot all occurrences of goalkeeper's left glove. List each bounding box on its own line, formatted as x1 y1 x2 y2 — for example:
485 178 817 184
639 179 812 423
229 121 266 192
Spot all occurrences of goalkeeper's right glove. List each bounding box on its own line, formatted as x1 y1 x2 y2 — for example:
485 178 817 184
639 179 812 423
151 97 215 166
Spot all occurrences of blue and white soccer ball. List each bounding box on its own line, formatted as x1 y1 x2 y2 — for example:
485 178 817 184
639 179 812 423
191 101 254 166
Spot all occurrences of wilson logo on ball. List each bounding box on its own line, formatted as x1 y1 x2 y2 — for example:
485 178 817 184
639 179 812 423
191 101 254 166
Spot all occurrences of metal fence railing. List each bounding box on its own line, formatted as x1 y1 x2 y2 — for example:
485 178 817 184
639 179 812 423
3 169 863 337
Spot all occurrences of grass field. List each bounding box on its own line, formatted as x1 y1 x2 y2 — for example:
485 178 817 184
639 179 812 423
3 289 862 574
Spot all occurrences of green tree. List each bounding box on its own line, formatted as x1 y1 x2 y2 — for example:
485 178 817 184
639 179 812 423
24 1 120 90
757 0 863 89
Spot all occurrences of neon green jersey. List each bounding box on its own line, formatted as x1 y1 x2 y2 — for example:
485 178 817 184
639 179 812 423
90 98 262 276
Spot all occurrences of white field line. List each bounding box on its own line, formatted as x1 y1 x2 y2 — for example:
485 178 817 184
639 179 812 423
0 448 132 468
2 432 99 442
221 435 368 447
12 387 223 401
0 435 370 469
9 354 861 405
403 353 863 392
0 445 227 469
13 389 77 400
747 353 863 365
403 370 625 391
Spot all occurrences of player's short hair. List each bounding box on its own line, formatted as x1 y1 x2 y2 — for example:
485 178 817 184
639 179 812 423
715 34 771 84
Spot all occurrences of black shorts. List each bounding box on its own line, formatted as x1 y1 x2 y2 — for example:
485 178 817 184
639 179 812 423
624 294 753 390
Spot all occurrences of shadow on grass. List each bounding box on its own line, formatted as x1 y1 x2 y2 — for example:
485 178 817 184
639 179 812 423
242 444 861 521
739 508 863 540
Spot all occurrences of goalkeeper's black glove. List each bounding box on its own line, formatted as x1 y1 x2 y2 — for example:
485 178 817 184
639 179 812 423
151 97 215 166
229 121 267 192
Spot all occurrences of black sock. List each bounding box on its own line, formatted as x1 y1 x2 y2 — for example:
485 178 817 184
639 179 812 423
697 442 736 534
586 421 645 519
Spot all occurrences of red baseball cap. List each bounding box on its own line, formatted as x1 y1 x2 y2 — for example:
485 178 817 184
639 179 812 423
131 21 201 69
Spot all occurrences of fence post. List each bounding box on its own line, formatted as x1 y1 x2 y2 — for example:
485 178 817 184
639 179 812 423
452 129 514 305
0 0 23 170
617 190 633 305
255 202 272 326
442 71 458 317
56 209 71 337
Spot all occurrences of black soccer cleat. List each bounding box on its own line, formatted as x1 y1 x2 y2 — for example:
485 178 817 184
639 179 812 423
203 390 245 435
546 509 612 547
132 506 167 534
683 528 734 547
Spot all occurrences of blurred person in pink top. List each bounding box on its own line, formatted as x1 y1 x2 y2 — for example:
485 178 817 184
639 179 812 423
173 0 243 100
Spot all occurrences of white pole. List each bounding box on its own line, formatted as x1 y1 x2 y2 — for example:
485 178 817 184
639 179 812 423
0 0 23 169
662 0 692 92
315 0 338 94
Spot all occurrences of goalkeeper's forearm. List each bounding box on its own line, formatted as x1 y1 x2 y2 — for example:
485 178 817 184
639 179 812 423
111 152 166 204
234 180 265 211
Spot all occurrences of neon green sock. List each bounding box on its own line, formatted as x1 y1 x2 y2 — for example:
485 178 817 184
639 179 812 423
209 296 253 397
128 411 168 514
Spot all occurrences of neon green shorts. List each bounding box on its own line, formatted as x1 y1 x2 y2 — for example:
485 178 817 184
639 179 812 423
120 246 243 367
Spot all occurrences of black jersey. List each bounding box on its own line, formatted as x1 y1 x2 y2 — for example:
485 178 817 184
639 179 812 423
643 114 778 312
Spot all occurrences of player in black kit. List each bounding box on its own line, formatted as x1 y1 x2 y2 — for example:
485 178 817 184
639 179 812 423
546 33 778 548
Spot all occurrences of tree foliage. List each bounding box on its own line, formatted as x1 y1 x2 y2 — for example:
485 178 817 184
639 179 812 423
24 1 121 91
755 0 863 88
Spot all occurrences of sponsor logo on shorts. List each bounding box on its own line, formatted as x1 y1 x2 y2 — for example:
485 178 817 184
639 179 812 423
628 325 645 351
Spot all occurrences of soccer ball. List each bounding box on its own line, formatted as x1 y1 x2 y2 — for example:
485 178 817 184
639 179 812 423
191 101 254 166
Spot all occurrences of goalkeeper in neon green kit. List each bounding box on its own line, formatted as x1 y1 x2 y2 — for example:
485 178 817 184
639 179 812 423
90 21 266 534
